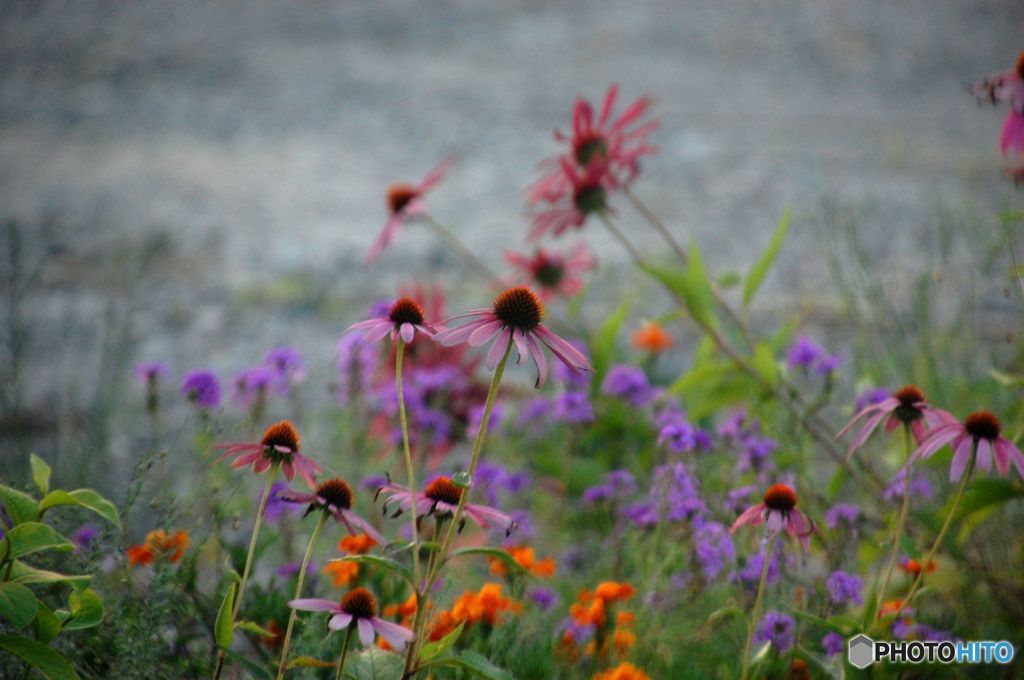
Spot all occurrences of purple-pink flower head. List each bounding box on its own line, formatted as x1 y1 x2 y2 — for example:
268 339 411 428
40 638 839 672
180 369 221 410
754 611 795 652
786 335 841 375
836 384 956 460
826 570 863 607
435 286 592 388
278 478 385 544
134 361 169 385
969 51 1024 160
232 365 273 409
377 476 517 536
288 587 415 649
600 364 659 407
214 420 323 490
367 156 455 263
911 410 1024 482
729 483 815 551
265 346 305 394
346 297 440 345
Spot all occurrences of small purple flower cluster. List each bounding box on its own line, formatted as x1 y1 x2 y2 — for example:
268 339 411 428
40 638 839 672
826 570 863 606
786 335 842 376
753 610 795 652
600 364 660 408
582 469 637 504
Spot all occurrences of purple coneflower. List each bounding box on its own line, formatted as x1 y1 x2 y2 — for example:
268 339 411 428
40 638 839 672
288 587 414 649
911 410 1024 481
970 51 1024 160
214 420 323 489
435 286 591 388
367 157 455 263
730 483 814 551
836 385 956 458
345 297 441 345
278 478 385 545
180 369 221 410
376 476 516 536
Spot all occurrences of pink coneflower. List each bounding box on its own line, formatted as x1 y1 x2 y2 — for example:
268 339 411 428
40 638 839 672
376 476 517 536
910 411 1024 481
289 587 414 649
366 156 455 263
278 478 386 545
971 51 1024 155
528 159 609 241
835 385 956 459
529 84 657 206
435 286 592 387
214 420 323 489
504 242 595 299
729 484 814 551
344 297 441 345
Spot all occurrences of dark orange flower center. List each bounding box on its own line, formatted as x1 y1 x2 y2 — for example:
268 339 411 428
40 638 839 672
387 184 418 215
340 587 377 619
964 411 1000 442
261 420 301 452
1016 50 1024 80
316 478 353 510
532 254 565 288
493 286 544 330
892 384 926 423
572 182 606 215
574 134 609 166
425 476 463 505
389 297 425 326
762 483 797 512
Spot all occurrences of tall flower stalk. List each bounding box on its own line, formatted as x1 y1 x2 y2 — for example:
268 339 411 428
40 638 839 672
275 510 328 680
874 424 914 614
740 535 776 680
395 339 422 593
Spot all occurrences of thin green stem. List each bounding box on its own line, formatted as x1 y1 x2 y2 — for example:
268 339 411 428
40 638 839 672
396 340 421 589
275 511 329 680
623 186 689 264
597 211 646 265
875 424 914 614
422 215 501 284
893 446 975 619
335 625 355 680
740 535 776 680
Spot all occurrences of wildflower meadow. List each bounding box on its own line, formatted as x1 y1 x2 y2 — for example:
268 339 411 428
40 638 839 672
1 9 1023 679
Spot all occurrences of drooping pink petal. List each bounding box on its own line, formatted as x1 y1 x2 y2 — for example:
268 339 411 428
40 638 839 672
416 155 456 193
289 598 341 613
1004 439 1024 479
512 329 530 366
486 329 513 369
846 409 890 459
835 399 896 439
1000 109 1024 156
464 503 516 532
993 440 1011 475
366 214 404 264
911 425 963 463
765 510 784 535
399 322 415 344
950 437 973 481
278 489 317 504
328 612 354 630
357 618 375 647
371 618 415 649
362 320 394 343
597 84 619 129
467 319 504 347
230 451 263 469
341 509 386 546
526 333 549 388
785 509 813 552
535 326 592 371
976 438 993 473
729 504 765 533
254 457 274 474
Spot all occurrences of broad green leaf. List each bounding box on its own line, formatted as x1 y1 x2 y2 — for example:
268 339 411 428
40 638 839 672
790 608 854 635
330 555 415 590
288 656 337 669
418 620 465 663
743 209 790 309
38 489 120 528
29 454 51 496
449 650 514 680
9 560 92 591
751 343 778 387
445 547 529 576
642 242 717 329
347 648 404 680
0 582 37 629
591 296 632 382
0 485 39 525
717 271 741 288
237 620 275 637
6 522 74 559
0 634 79 680
215 583 236 649
34 603 62 644
63 588 103 631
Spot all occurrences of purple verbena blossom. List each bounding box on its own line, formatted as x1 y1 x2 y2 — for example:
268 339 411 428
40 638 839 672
824 503 860 530
554 391 594 424
693 521 736 581
180 369 221 410
826 571 863 606
753 610 795 652
600 364 659 407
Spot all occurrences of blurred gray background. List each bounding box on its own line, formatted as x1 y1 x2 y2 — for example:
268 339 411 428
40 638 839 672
1 0 1021 473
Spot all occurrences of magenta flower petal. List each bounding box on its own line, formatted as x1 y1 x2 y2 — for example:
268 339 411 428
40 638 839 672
328 612 354 630
357 618 375 647
371 617 415 649
290 598 341 613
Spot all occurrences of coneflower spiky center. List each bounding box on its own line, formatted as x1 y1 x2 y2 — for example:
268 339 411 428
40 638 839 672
763 483 797 512
387 184 418 215
389 297 425 326
425 476 463 505
493 286 544 330
573 182 606 215
340 587 377 619
892 384 926 423
261 420 300 453
1016 50 1024 80
316 478 353 510
533 255 565 288
574 134 609 166
964 411 1001 442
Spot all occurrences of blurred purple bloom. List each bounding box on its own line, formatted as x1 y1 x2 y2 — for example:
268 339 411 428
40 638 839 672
180 369 221 409
232 366 274 409
600 365 659 407
336 333 377 405
264 482 301 523
693 522 735 580
276 561 317 579
734 549 780 587
469 402 503 438
555 340 592 390
518 397 553 426
72 524 98 552
265 346 306 394
787 335 841 375
736 436 777 475
583 469 637 504
826 571 863 606
718 409 758 439
725 485 757 515
824 503 860 529
361 474 390 491
529 587 559 611
554 391 594 423
134 361 169 385
883 469 934 504
854 387 890 413
626 463 705 526
753 610 795 652
822 631 844 656
475 462 530 506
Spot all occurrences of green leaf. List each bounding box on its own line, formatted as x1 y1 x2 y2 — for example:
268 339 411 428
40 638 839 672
29 454 51 496
63 588 103 631
237 620 276 637
451 471 472 489
347 648 404 680
288 655 336 669
38 489 120 528
751 343 778 387
0 634 80 680
642 241 717 329
0 485 39 526
215 583 236 649
330 555 415 590
418 620 465 663
717 271 741 288
0 582 37 629
591 296 632 382
34 603 62 644
789 608 854 636
9 560 92 591
446 651 514 680
226 650 273 679
445 547 529 576
743 209 790 309
6 522 74 559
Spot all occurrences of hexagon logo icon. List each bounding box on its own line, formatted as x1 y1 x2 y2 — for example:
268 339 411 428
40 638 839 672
848 634 875 669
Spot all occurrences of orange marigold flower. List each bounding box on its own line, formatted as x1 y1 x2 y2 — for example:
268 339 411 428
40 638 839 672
631 320 673 353
570 597 606 627
128 529 188 567
615 611 635 627
878 600 908 618
428 610 462 642
338 533 377 555
612 628 636 655
489 546 556 578
899 558 937 577
594 581 635 604
323 560 360 587
126 545 153 567
383 592 419 621
592 663 651 680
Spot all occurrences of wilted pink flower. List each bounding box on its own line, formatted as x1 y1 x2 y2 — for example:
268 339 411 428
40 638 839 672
278 478 385 545
910 411 1024 482
528 159 609 240
289 588 414 649
344 296 441 345
970 51 1024 157
504 242 595 299
729 483 814 551
435 286 591 387
214 420 322 489
836 385 956 459
376 476 517 536
366 156 455 263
